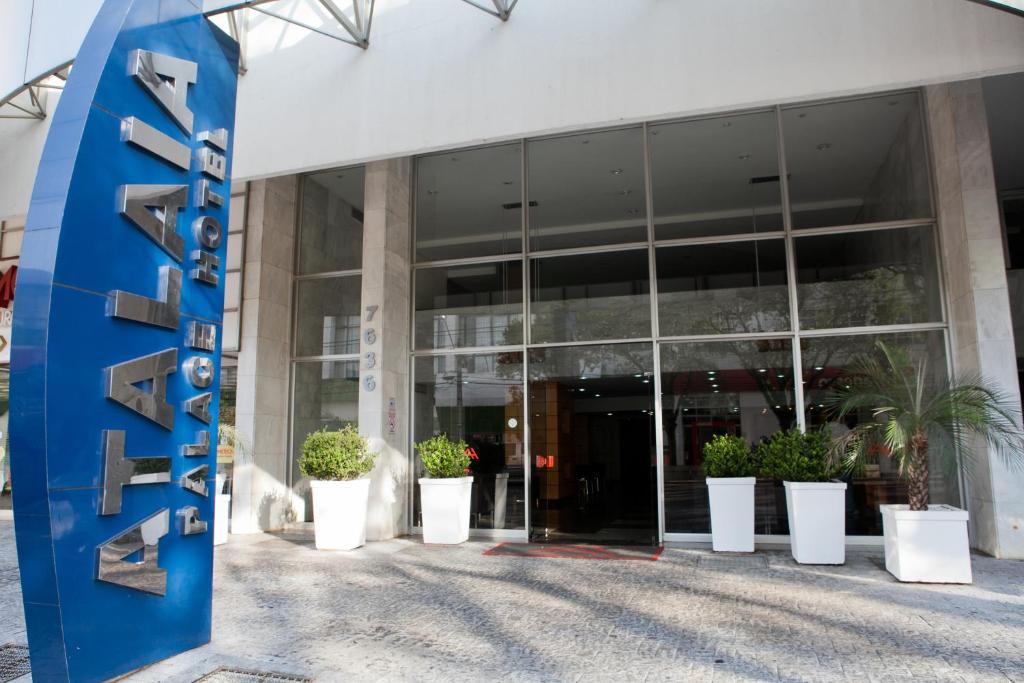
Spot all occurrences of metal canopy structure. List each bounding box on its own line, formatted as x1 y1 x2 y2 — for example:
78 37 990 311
0 61 71 120
207 0 376 49
460 0 520 21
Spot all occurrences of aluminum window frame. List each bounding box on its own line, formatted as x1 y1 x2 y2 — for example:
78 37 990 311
405 88 952 545
288 166 366 494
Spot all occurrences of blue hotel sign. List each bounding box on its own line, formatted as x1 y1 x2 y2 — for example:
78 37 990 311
10 1 238 680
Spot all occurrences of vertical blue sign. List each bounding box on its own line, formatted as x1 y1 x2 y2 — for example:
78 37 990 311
10 1 238 680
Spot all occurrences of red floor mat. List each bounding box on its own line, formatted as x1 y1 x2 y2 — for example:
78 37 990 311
483 543 663 561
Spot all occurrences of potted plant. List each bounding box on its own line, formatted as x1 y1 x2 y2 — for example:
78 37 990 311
759 428 846 565
828 341 1024 583
416 434 473 544
703 434 758 552
299 425 378 551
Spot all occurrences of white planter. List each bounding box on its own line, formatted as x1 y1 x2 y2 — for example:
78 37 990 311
706 477 755 552
214 474 229 546
419 476 473 544
881 504 972 584
310 478 372 551
784 481 847 564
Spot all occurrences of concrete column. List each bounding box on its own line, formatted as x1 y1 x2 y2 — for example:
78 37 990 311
230 176 297 534
926 81 1024 558
359 159 413 540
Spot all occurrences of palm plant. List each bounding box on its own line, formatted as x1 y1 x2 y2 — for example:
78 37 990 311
826 341 1024 511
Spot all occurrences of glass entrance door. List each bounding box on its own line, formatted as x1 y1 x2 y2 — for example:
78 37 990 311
528 343 657 545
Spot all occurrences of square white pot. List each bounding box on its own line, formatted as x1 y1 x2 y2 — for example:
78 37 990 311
419 476 473 544
310 478 372 551
214 494 230 546
707 477 755 552
214 473 229 546
881 504 972 584
784 481 847 564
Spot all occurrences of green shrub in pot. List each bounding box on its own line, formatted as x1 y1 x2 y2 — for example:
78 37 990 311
757 428 839 482
299 425 377 481
701 434 756 478
415 434 470 478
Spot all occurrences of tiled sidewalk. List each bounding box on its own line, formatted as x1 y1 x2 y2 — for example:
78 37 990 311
0 523 1022 682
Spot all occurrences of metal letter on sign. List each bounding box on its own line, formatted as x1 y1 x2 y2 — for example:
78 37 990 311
10 3 239 680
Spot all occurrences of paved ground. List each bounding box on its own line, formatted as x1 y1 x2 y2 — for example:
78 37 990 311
0 522 1023 682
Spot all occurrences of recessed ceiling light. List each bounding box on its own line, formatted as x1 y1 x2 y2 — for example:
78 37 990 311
721 121 732 128
579 388 586 392
643 379 650 384
737 154 751 161
618 189 633 197
607 412 613 416
774 405 781 409
450 156 460 162
594 394 601 397
502 180 515 185
626 208 642 216
713 390 720 393
581 139 590 145
816 143 832 152
427 189 440 195
758 368 767 373
814 365 824 371
336 174 344 179
634 374 642 378
610 168 624 175
777 374 785 378
797 113 807 119
888 100 900 106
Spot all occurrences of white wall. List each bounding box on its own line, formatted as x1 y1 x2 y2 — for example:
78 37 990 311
232 0 1024 180
2 0 1024 219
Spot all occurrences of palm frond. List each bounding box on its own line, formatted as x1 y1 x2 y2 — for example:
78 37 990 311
825 340 1024 487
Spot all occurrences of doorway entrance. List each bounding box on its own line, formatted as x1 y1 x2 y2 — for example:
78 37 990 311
528 343 657 545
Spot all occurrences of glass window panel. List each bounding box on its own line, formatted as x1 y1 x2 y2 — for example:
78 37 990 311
226 233 243 271
794 225 942 330
802 330 956 534
298 167 364 274
416 143 522 262
528 343 656 544
224 271 241 309
413 352 525 530
228 193 246 233
656 239 789 336
528 128 647 251
294 276 362 357
650 111 783 240
414 261 523 350
660 339 796 534
530 250 651 344
783 93 932 229
222 310 239 353
291 360 360 520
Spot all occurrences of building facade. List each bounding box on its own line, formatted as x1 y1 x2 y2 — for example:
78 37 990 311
2 0 1023 556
